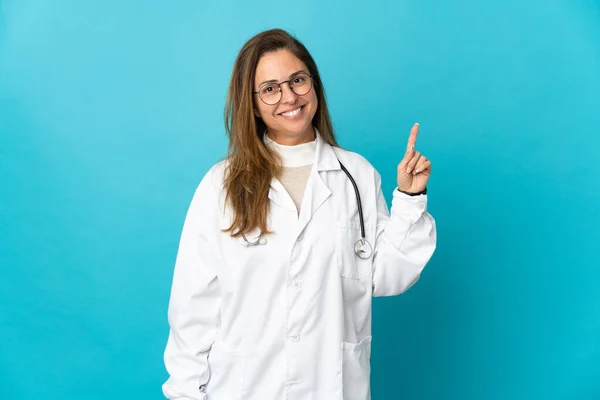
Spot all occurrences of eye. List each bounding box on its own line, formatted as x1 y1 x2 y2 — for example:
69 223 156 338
261 84 279 94
292 76 305 84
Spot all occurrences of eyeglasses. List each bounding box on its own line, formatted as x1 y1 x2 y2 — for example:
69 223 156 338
253 72 313 105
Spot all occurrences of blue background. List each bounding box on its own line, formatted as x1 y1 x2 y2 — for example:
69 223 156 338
1 0 599 399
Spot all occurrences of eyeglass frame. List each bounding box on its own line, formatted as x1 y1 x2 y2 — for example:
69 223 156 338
253 72 314 105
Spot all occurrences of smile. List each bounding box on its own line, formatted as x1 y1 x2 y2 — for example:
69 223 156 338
279 106 304 117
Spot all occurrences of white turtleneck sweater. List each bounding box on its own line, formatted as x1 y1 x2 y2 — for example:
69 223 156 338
265 136 316 215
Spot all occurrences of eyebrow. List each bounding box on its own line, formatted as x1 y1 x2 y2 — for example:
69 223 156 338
258 70 307 87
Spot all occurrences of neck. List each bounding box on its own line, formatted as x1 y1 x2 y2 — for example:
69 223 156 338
264 128 317 168
267 125 316 146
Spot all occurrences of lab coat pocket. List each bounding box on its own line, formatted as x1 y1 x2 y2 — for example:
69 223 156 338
335 220 373 279
206 344 246 400
341 336 372 400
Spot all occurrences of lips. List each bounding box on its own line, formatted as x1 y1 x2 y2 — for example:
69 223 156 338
279 105 304 117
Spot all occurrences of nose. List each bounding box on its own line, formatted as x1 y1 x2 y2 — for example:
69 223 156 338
279 82 298 104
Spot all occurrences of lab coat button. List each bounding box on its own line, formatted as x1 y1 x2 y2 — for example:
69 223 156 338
199 385 206 393
290 335 300 342
292 280 302 289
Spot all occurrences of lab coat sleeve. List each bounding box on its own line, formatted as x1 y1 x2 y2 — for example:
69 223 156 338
371 171 437 297
162 172 222 399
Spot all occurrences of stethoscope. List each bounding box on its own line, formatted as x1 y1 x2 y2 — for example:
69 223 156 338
242 159 373 259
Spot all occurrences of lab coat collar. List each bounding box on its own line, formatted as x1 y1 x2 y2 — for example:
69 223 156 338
314 128 342 172
267 127 339 214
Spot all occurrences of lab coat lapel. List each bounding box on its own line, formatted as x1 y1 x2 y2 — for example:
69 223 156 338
268 177 297 212
265 133 301 213
297 130 341 227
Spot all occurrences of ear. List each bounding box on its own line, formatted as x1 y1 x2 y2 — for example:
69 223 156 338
253 108 261 118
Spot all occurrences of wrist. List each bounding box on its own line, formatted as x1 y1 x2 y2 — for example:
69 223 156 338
396 187 427 196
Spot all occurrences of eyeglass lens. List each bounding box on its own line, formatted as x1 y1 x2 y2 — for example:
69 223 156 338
258 73 312 105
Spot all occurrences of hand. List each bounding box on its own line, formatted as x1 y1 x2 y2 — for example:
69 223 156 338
397 123 431 193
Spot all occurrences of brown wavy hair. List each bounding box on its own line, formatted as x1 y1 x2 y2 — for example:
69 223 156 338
222 28 338 238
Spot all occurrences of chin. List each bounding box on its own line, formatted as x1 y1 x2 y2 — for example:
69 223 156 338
283 120 313 135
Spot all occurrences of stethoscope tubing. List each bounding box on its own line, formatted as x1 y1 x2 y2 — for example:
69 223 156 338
338 160 366 241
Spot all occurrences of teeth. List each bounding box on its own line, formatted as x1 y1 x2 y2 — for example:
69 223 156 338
281 107 302 117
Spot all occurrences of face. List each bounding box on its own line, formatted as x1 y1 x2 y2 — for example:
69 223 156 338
253 49 318 145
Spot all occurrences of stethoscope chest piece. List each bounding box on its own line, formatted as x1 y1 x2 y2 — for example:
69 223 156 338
354 238 372 259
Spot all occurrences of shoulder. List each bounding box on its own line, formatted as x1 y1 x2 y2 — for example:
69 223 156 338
331 146 381 183
190 159 229 211
196 159 227 191
333 146 374 168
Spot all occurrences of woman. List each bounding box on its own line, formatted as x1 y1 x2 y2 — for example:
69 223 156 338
162 28 436 400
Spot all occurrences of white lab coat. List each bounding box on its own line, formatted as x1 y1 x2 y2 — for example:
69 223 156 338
162 131 437 400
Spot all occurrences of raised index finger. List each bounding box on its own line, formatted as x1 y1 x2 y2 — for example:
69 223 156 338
406 123 419 152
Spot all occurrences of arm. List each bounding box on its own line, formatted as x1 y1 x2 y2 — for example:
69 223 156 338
372 173 437 297
162 172 222 399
